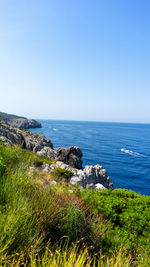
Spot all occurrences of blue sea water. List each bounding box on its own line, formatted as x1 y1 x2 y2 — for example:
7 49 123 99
31 120 150 196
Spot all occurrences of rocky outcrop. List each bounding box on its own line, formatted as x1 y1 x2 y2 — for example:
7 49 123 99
22 131 53 151
0 111 41 129
0 123 53 150
38 161 114 190
70 165 113 189
1 118 41 129
36 147 56 159
56 147 83 169
0 123 24 146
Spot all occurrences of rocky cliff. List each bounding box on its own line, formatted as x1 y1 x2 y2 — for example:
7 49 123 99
0 112 41 129
0 122 113 190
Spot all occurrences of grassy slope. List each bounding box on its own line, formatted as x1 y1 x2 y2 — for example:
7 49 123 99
0 141 150 266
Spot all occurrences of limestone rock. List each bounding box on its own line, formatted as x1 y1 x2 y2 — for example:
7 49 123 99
0 111 41 129
56 147 83 169
3 118 41 129
84 165 113 189
22 131 53 151
70 175 84 186
36 147 56 159
55 161 71 170
0 123 53 152
0 123 24 146
70 164 113 190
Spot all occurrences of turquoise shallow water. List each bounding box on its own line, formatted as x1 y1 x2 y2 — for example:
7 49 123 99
31 120 150 196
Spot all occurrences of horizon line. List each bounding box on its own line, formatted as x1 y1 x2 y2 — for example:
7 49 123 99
31 118 150 125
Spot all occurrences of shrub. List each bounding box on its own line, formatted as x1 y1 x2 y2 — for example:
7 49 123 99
57 203 86 241
80 189 150 254
51 168 73 182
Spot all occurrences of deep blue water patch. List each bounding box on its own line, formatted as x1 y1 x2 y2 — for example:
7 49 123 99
31 120 150 196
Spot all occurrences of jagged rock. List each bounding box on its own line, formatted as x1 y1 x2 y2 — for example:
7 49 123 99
0 123 24 146
0 123 53 152
70 165 113 190
55 161 71 170
56 147 83 169
84 165 113 189
22 132 53 151
0 111 41 129
2 118 41 129
70 175 84 186
36 147 56 159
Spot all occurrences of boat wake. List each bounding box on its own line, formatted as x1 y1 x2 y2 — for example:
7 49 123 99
121 148 143 157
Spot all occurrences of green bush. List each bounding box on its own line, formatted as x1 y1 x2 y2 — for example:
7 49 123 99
57 203 86 241
80 189 150 254
51 168 73 182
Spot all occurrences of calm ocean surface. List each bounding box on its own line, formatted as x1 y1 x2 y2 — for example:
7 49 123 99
31 120 150 196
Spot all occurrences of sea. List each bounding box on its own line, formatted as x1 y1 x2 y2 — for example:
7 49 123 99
31 120 150 196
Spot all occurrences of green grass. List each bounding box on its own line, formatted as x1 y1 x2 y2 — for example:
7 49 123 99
0 140 150 266
51 167 73 182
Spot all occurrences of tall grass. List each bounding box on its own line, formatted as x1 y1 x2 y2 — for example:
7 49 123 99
0 141 150 266
1 242 150 266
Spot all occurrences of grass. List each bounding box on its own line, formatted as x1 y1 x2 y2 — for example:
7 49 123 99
0 140 150 266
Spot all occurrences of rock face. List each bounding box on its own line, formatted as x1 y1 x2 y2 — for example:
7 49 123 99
0 111 41 129
0 123 53 150
70 165 113 189
56 147 83 169
0 123 24 146
2 118 42 129
22 131 53 151
36 147 56 159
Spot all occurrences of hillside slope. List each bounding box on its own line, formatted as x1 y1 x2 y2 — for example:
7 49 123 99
0 140 150 266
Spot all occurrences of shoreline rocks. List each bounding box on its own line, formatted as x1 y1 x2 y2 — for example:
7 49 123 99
0 111 41 129
0 123 53 150
1 118 42 129
37 161 114 190
0 122 114 190
55 147 83 169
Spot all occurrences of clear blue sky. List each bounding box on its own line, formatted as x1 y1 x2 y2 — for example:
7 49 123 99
0 0 150 123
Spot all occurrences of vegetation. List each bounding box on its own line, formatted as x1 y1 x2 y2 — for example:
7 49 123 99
0 140 150 266
51 167 73 182
0 111 25 120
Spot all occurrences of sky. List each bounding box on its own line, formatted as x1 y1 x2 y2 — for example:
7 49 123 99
0 0 150 123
